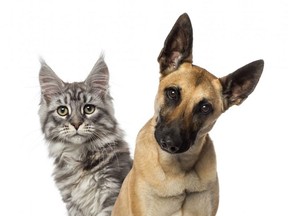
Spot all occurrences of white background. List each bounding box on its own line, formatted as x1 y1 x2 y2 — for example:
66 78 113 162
1 0 287 215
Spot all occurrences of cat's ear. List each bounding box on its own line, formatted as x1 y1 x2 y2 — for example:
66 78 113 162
39 59 64 103
85 55 109 94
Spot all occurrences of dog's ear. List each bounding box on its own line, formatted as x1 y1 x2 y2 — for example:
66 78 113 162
220 60 264 109
158 13 193 75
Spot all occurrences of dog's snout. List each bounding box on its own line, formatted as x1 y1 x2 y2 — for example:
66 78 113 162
168 146 180 153
160 137 171 148
154 117 194 154
160 137 180 154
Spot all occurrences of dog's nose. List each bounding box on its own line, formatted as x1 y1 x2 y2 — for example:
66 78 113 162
160 137 180 154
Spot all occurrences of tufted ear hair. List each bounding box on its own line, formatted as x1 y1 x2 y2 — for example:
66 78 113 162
39 59 64 103
85 55 109 95
157 13 193 76
219 59 264 110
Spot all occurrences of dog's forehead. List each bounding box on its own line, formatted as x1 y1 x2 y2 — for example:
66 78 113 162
159 63 220 94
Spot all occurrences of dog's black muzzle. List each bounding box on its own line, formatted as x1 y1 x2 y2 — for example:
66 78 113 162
154 117 197 154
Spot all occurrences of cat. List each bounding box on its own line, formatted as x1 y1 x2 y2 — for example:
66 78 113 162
38 55 132 216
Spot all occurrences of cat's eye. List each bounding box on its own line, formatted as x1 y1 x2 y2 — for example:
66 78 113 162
57 106 69 116
84 104 96 115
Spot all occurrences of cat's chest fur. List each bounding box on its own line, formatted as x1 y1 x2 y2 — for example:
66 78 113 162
51 143 119 215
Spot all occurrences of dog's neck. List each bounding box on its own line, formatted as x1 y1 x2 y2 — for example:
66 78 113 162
136 118 213 175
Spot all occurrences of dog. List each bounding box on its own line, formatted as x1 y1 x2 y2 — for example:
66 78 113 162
112 13 264 216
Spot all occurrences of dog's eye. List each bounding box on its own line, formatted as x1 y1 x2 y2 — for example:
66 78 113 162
200 103 213 114
166 87 180 101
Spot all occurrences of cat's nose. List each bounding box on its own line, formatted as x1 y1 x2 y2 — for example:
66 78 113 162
71 121 83 130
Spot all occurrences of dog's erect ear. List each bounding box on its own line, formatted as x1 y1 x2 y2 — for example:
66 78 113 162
220 60 264 109
158 13 193 75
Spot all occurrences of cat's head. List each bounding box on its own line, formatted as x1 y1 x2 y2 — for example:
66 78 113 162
39 56 117 146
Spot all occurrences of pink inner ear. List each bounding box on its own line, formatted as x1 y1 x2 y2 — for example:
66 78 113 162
159 51 183 74
170 51 182 68
229 80 256 106
233 80 254 98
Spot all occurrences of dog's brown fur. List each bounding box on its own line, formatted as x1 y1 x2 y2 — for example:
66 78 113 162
112 13 264 216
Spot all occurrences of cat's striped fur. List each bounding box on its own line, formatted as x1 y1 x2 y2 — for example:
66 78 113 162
38 56 132 216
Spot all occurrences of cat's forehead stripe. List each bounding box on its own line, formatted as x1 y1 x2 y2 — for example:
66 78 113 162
64 95 68 104
59 87 93 104
83 94 87 103
65 87 80 101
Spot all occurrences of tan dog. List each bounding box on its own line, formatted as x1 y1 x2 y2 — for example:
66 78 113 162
112 13 264 216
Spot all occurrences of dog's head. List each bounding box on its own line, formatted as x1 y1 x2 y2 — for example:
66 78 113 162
154 13 264 154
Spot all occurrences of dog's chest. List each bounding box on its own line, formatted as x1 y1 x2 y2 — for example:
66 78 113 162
148 191 212 216
146 193 185 216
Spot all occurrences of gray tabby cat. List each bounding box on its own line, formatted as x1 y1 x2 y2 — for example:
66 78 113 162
38 56 132 216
